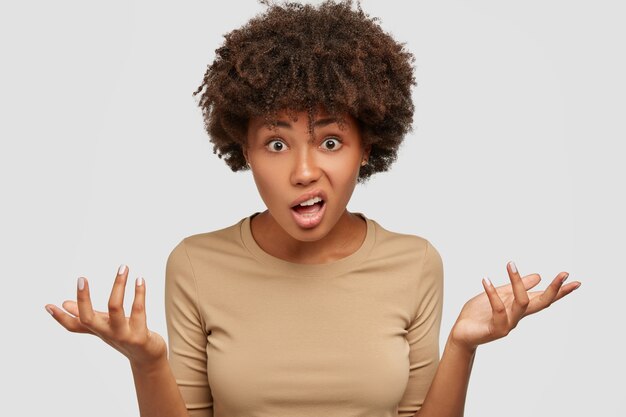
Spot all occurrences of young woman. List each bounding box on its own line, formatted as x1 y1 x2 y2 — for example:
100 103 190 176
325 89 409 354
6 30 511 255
44 1 581 416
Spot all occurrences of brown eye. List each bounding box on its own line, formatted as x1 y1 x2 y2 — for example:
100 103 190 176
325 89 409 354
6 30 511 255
321 137 342 151
266 139 287 152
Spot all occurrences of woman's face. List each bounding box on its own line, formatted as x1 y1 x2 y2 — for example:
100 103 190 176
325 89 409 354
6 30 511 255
244 109 370 242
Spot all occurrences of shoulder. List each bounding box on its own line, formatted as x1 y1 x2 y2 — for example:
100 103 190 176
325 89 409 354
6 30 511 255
369 217 442 262
365 216 444 285
165 217 248 287
169 217 247 259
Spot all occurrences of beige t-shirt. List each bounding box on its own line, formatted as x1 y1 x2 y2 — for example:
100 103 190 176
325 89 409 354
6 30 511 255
165 212 444 417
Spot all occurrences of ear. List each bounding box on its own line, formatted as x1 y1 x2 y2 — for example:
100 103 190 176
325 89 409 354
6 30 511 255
363 144 372 162
242 144 249 165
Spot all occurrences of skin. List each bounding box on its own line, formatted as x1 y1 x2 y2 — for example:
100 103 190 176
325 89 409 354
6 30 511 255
44 107 582 417
243 109 371 264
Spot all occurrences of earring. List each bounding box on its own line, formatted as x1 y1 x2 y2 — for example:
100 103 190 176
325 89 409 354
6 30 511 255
361 159 368 166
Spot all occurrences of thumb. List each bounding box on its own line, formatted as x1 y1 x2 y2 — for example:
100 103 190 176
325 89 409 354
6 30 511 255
61 300 79 316
522 273 542 290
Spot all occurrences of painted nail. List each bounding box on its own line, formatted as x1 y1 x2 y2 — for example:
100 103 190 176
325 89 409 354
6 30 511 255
561 273 569 283
45 306 54 316
136 277 144 286
77 277 85 291
118 264 127 275
509 261 517 273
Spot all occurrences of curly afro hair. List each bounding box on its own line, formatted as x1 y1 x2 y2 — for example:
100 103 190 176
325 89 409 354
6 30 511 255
192 0 416 183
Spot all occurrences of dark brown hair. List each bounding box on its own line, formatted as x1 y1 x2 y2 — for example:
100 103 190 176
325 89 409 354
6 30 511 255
192 0 416 183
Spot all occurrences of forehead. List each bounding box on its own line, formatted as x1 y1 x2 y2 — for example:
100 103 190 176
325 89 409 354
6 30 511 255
247 109 355 133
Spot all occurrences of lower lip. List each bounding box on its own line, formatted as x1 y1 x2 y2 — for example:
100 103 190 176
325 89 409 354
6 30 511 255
290 202 326 229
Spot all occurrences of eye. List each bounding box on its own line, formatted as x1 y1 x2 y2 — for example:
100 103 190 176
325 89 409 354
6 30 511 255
321 137 343 151
265 139 287 152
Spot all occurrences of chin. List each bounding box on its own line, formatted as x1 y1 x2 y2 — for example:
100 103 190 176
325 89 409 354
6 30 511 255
278 206 338 242
283 218 330 240
290 227 331 242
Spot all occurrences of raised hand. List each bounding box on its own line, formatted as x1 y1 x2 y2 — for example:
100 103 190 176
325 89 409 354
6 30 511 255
450 261 581 352
45 265 167 370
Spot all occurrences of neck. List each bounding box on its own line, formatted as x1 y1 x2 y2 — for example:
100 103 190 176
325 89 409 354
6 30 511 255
250 209 367 264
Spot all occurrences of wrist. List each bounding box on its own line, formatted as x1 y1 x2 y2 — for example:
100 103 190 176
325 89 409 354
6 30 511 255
447 328 477 357
129 352 169 376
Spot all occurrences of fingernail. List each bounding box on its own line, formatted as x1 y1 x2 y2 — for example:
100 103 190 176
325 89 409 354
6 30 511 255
77 277 85 291
136 277 144 286
118 264 127 275
484 277 493 287
509 261 517 273
574 282 581 290
561 273 569 283
45 306 54 316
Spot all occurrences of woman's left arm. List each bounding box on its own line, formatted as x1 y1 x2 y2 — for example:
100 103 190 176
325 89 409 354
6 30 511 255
415 262 581 417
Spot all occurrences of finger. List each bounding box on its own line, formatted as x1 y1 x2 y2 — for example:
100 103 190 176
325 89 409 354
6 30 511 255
129 277 147 332
525 272 569 316
62 300 109 318
494 273 541 291
45 304 97 335
521 273 542 290
507 261 530 324
108 264 129 331
552 281 581 303
62 300 79 316
76 277 106 334
482 277 509 336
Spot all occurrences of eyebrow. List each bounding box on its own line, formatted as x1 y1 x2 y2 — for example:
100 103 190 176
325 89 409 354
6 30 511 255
274 117 339 129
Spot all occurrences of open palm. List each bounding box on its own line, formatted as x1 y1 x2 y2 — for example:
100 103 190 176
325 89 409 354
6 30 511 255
45 265 167 369
450 261 581 351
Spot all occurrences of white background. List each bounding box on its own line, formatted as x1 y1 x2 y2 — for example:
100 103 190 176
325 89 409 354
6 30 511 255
2 0 624 416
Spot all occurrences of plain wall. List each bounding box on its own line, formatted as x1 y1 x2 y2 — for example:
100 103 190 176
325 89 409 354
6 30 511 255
2 0 623 415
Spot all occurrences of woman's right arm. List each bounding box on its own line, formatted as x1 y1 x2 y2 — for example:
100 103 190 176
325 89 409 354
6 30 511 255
130 354 189 417
45 265 189 417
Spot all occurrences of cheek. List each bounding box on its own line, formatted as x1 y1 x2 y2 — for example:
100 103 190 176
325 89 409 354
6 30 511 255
321 155 361 183
319 160 360 205
250 164 285 207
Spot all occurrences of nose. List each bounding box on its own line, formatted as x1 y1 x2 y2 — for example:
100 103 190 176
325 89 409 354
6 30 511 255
290 148 322 186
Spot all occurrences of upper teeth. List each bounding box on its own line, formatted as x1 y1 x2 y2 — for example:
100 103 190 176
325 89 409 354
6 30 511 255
299 196 322 206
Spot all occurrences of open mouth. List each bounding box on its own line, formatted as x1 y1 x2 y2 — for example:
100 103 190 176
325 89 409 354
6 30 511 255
291 196 325 216
289 191 328 228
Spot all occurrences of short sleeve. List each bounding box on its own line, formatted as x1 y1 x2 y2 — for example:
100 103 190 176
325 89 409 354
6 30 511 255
397 241 444 417
164 239 214 417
